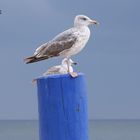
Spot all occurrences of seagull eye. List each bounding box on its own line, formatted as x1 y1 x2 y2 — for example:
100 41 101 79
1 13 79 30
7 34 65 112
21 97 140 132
81 17 87 21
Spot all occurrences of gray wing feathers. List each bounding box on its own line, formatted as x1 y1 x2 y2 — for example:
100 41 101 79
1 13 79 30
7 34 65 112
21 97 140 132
36 32 77 57
25 28 78 64
43 66 61 75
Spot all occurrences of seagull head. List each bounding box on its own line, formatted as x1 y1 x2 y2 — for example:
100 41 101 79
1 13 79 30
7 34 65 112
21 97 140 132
62 58 77 66
69 59 77 65
74 15 99 27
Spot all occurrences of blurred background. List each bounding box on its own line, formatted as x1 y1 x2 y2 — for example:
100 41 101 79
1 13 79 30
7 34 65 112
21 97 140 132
0 0 140 121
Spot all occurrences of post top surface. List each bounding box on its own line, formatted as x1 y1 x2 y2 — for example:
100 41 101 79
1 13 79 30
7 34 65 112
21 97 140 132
37 73 84 80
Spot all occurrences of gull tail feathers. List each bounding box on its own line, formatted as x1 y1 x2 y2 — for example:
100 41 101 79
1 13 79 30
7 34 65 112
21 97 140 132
24 55 49 64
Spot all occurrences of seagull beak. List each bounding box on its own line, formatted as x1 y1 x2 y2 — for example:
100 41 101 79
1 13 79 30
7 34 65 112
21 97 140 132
73 62 77 65
90 20 99 25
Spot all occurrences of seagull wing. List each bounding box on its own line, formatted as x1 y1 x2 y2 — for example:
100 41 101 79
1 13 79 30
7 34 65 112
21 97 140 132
43 66 61 75
25 29 78 64
37 29 78 57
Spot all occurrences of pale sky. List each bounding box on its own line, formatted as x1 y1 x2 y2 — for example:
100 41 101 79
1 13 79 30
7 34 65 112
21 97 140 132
0 0 140 120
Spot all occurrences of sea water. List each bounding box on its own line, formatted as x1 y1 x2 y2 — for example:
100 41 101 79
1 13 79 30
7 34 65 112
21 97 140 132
0 120 140 140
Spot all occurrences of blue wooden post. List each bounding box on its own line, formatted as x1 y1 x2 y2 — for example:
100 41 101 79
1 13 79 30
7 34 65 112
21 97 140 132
36 73 88 140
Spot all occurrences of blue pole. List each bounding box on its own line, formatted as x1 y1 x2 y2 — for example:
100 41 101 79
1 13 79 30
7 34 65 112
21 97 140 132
37 73 88 140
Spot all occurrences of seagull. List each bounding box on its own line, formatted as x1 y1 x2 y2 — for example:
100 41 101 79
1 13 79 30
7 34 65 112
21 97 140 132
32 58 77 84
24 15 99 76
43 58 77 76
